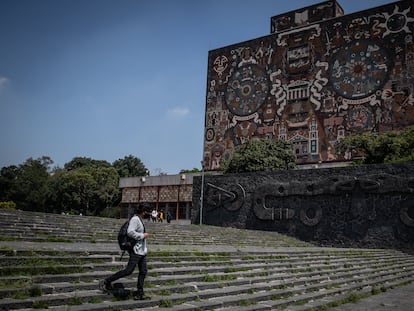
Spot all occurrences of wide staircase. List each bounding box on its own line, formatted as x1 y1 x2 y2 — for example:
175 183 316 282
0 209 413 311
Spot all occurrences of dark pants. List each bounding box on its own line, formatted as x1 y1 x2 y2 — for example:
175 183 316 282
106 252 147 295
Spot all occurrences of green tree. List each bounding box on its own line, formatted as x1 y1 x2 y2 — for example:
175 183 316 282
179 168 201 174
9 157 52 212
337 125 414 164
0 165 19 202
1 154 145 216
47 168 73 214
47 168 98 215
91 166 120 211
113 155 147 177
64 157 111 171
224 139 296 173
70 169 97 216
48 158 120 216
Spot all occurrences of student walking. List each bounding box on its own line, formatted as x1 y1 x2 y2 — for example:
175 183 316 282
101 204 151 300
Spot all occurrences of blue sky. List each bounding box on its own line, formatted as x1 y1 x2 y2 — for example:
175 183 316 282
0 0 395 174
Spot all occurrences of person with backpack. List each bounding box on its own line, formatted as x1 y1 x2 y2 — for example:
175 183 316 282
101 203 151 300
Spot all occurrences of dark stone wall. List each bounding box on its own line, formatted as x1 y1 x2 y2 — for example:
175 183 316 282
191 163 414 252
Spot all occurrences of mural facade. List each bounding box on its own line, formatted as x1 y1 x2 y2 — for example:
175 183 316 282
203 0 414 171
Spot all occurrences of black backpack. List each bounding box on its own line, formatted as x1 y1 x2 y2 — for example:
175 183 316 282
117 220 135 251
111 283 131 299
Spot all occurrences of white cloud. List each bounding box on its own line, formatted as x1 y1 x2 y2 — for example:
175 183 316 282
167 107 190 118
0 76 10 90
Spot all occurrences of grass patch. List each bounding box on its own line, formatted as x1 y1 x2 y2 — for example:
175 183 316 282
0 235 18 242
159 299 174 307
314 291 372 310
164 279 177 286
201 274 237 282
294 299 306 305
88 297 103 303
223 267 250 273
67 297 83 305
32 301 49 309
0 265 89 277
240 299 256 306
29 286 42 297
0 285 42 299
241 255 257 260
0 278 31 290
159 289 172 296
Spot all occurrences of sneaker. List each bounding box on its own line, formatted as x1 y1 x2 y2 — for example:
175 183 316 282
133 294 151 300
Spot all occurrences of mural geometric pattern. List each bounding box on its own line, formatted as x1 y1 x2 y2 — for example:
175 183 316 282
203 0 414 171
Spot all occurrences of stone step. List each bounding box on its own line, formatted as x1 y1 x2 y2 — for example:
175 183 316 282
1 209 413 311
0 209 311 247
1 249 413 310
214 276 414 311
9 270 413 311
2 250 409 285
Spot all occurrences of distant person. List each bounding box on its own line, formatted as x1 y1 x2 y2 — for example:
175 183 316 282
167 211 172 223
101 204 151 300
159 211 164 223
151 209 158 222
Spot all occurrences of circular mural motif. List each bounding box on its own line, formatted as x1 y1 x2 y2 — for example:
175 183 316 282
225 64 269 116
347 105 374 132
387 13 407 32
300 205 322 227
205 128 215 142
400 203 414 227
330 40 389 99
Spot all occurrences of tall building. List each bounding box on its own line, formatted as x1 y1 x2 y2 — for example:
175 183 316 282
203 0 414 171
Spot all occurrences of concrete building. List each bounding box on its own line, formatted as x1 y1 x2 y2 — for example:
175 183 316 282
120 0 414 218
119 173 200 220
203 0 414 171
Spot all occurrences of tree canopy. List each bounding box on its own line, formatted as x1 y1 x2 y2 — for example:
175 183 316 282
223 139 296 173
0 157 53 212
112 155 148 177
337 125 414 164
0 154 148 216
179 168 201 174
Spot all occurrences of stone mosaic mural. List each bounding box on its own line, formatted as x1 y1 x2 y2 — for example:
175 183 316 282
203 0 414 171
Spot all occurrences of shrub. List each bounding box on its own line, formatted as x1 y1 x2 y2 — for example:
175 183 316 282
0 201 16 210
99 206 120 218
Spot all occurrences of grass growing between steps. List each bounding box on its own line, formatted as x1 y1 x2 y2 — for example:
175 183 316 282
159 298 187 308
0 278 31 289
303 280 414 311
0 264 89 277
32 301 49 309
0 285 42 299
0 249 95 297
0 248 90 257
0 257 89 267
239 299 257 307
201 273 237 282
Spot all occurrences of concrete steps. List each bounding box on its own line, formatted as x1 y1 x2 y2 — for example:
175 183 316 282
0 209 413 310
0 209 309 247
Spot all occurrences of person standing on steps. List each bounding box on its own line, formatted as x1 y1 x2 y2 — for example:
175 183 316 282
101 203 151 300
151 209 158 222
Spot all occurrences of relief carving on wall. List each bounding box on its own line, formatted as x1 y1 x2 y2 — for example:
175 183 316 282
204 182 246 212
250 174 414 228
253 182 324 226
